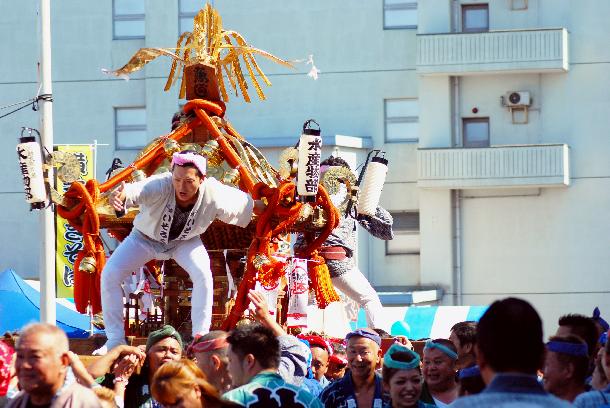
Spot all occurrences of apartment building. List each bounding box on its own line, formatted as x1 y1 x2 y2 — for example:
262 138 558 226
416 0 610 335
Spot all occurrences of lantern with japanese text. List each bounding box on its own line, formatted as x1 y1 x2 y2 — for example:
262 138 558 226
296 119 322 203
356 152 388 216
16 128 47 210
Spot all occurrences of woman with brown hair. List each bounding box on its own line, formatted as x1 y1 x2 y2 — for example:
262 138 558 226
151 359 238 408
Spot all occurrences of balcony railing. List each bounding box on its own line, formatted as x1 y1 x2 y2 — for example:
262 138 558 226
418 144 570 189
417 28 568 75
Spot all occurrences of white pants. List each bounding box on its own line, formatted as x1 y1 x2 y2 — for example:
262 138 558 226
101 230 212 346
331 268 384 329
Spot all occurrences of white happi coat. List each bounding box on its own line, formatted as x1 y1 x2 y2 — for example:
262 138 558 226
124 172 254 243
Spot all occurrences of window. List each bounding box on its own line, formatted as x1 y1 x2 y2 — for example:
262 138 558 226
113 0 145 39
386 212 420 255
462 4 489 33
384 0 417 29
179 0 200 34
385 99 419 142
463 118 490 148
115 108 147 150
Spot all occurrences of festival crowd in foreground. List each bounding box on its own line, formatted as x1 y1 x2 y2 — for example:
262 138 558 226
0 294 609 408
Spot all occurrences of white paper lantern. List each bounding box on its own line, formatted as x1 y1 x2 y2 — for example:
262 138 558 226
296 120 322 201
357 156 388 216
16 136 47 210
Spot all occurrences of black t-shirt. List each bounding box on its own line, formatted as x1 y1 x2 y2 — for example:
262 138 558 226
168 204 195 241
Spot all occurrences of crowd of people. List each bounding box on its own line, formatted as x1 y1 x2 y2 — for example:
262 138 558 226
0 294 609 408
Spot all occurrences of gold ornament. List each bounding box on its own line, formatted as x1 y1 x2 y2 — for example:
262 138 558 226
278 148 299 180
48 187 68 206
79 256 97 273
222 168 240 186
311 207 328 229
252 254 271 271
105 3 293 102
50 151 82 184
201 140 223 167
297 203 314 223
211 116 226 128
163 139 181 157
244 144 278 187
181 143 203 155
135 137 164 161
130 169 147 182
206 166 224 180
320 166 356 216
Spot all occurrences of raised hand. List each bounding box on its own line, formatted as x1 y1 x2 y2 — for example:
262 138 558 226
110 181 126 212
248 289 286 337
248 289 271 323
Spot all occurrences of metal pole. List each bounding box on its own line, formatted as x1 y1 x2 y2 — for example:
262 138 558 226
39 0 56 324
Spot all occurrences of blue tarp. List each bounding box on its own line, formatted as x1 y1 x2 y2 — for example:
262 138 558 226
0 269 95 338
350 304 489 340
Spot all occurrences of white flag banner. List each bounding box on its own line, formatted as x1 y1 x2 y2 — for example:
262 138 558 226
287 258 309 328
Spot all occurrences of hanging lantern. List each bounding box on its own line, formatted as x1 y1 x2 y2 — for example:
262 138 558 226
16 128 47 210
296 119 322 202
356 152 388 216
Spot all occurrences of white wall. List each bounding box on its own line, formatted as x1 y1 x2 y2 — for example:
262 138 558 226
418 0 610 336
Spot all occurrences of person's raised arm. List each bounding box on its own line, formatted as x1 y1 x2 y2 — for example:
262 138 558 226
357 206 394 240
248 290 310 383
67 351 97 387
248 290 285 337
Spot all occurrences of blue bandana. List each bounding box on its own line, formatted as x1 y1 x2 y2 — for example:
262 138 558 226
593 307 610 331
345 329 381 346
298 339 314 379
458 365 481 379
424 339 458 360
546 341 588 357
383 343 420 370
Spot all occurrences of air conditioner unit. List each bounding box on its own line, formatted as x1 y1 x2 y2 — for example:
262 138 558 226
502 91 531 107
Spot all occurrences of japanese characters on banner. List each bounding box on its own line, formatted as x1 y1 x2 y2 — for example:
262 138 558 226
55 145 94 298
287 258 309 328
296 128 322 199
16 136 47 209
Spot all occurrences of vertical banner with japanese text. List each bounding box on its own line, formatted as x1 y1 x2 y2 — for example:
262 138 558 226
55 145 95 298
286 258 309 328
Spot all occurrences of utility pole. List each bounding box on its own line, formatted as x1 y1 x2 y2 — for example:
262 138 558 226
39 0 56 324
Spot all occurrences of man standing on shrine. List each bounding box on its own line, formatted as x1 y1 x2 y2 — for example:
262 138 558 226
295 156 393 329
96 150 264 354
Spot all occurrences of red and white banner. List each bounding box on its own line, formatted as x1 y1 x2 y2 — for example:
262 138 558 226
287 258 309 328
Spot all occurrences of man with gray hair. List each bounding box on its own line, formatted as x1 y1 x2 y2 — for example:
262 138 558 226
9 323 101 408
190 330 232 393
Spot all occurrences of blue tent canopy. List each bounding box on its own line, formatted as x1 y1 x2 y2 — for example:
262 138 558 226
350 304 488 340
0 269 95 338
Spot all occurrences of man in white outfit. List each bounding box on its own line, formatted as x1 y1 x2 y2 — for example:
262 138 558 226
96 151 264 354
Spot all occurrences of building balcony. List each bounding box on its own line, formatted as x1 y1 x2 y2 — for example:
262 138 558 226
417 28 568 75
418 144 570 189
